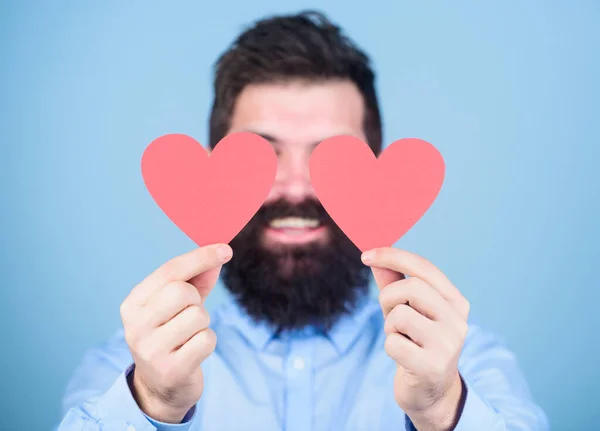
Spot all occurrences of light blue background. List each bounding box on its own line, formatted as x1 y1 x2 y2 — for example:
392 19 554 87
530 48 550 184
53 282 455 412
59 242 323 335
1 1 599 430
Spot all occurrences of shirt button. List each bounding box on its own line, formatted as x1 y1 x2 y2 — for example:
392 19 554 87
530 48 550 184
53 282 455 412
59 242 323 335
293 357 305 370
126 425 136 431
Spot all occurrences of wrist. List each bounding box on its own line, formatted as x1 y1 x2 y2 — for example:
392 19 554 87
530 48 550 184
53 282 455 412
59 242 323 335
128 367 190 424
408 373 465 431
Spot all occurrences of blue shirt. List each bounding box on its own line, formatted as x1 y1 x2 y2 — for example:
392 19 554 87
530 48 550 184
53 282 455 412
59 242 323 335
57 295 549 430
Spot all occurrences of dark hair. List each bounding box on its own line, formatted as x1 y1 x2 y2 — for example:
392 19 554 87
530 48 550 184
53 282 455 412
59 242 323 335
209 10 382 153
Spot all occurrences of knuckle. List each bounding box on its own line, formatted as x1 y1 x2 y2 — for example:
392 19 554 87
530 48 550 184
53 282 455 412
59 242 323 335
384 333 404 358
387 305 410 333
199 309 211 328
162 281 183 300
200 328 217 351
187 285 202 305
393 279 409 293
402 284 420 303
122 317 144 346
124 318 145 345
396 305 412 327
403 317 415 334
165 281 199 306
119 300 129 319
378 288 393 310
384 334 395 356
380 281 415 314
162 281 191 306
378 288 387 305
120 298 136 322
462 298 471 317
383 315 394 335
183 306 210 330
187 305 203 323
405 277 422 288
158 259 179 283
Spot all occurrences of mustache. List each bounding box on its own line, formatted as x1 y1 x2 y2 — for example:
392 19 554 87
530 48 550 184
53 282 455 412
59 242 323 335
255 198 333 225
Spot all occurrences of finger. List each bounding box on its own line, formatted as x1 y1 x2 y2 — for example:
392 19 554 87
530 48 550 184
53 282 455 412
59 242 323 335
187 265 224 301
384 332 425 371
362 247 467 318
371 267 405 292
384 304 435 347
175 328 217 374
145 281 202 327
130 244 232 305
362 247 451 293
155 305 211 352
379 278 460 323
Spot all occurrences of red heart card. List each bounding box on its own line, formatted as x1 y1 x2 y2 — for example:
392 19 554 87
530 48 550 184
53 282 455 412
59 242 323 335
310 135 445 251
141 132 277 246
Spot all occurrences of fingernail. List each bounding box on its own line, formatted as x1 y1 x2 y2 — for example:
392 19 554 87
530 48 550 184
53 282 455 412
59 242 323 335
217 244 233 262
361 251 374 264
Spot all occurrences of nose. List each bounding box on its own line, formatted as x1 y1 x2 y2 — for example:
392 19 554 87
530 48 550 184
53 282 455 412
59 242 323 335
272 149 316 204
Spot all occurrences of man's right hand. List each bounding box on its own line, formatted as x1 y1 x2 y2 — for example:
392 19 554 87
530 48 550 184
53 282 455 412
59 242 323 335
120 243 233 424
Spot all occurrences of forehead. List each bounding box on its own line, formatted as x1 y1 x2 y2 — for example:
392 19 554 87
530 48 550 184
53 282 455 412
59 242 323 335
228 80 366 144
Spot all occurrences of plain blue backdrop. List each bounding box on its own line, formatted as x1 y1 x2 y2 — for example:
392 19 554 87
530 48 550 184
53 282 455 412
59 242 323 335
1 1 599 430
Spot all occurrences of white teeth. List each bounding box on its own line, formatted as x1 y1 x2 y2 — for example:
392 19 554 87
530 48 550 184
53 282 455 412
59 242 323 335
269 217 320 229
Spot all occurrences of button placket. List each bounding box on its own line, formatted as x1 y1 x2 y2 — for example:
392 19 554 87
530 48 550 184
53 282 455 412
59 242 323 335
285 337 314 431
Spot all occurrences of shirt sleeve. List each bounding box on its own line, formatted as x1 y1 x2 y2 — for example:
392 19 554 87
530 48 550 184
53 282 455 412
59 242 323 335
405 318 549 431
454 318 549 430
55 330 196 431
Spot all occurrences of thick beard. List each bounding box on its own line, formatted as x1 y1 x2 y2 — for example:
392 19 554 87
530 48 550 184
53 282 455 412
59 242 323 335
221 198 370 333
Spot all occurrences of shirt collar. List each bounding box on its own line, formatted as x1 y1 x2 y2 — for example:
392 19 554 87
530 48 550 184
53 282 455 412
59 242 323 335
218 286 380 354
324 292 380 355
219 293 278 352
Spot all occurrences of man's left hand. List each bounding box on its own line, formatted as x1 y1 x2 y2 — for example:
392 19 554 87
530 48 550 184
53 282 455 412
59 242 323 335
361 247 470 431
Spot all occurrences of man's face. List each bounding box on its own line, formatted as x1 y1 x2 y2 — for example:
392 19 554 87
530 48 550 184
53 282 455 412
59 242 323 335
220 80 371 331
229 80 367 251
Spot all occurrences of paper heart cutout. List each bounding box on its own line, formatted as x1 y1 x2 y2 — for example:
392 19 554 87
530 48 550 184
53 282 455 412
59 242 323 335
310 135 445 252
141 132 277 246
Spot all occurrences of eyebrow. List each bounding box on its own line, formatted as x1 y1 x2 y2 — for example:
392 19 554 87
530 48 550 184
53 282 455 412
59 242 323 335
247 131 333 150
253 132 280 144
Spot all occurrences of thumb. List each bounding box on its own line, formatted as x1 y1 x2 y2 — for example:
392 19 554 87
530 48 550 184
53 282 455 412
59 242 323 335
371 267 405 291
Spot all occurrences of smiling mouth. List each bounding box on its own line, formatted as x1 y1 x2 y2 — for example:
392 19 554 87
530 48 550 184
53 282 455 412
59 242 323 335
264 217 327 244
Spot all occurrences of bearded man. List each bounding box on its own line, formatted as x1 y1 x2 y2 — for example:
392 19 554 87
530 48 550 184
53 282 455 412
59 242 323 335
58 11 548 431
